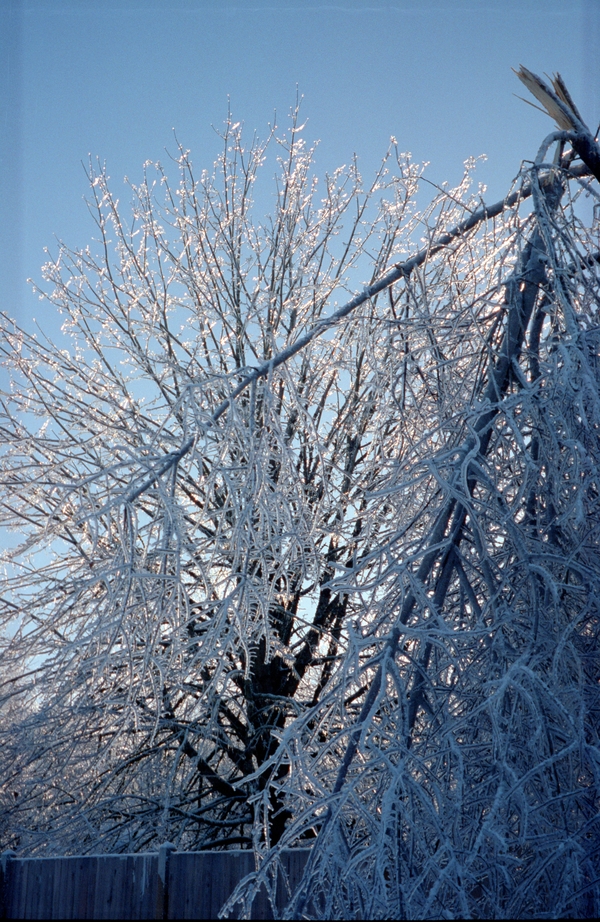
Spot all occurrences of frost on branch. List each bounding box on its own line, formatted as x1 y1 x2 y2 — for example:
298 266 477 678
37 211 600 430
1 86 600 919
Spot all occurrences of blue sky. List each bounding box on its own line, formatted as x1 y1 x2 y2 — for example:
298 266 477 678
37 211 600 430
1 0 599 331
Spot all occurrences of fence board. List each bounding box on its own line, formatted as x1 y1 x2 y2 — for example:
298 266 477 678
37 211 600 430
167 850 312 919
2 854 159 920
169 851 253 920
0 849 311 920
92 854 157 919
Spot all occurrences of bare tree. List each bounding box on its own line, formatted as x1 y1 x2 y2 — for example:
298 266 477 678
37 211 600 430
1 71 599 917
0 107 432 853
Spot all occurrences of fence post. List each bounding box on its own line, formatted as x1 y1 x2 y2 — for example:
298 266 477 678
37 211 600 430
155 843 175 920
0 852 16 920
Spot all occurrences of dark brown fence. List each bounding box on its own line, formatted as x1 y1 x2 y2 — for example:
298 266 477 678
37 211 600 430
0 847 311 920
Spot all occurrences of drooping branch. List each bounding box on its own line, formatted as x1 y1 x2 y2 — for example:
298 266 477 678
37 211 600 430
209 182 538 424
120 162 590 507
271 169 572 918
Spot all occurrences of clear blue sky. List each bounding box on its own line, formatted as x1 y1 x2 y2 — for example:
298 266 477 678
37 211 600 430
1 0 599 331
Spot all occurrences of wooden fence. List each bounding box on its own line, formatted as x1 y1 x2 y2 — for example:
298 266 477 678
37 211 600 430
0 847 311 919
